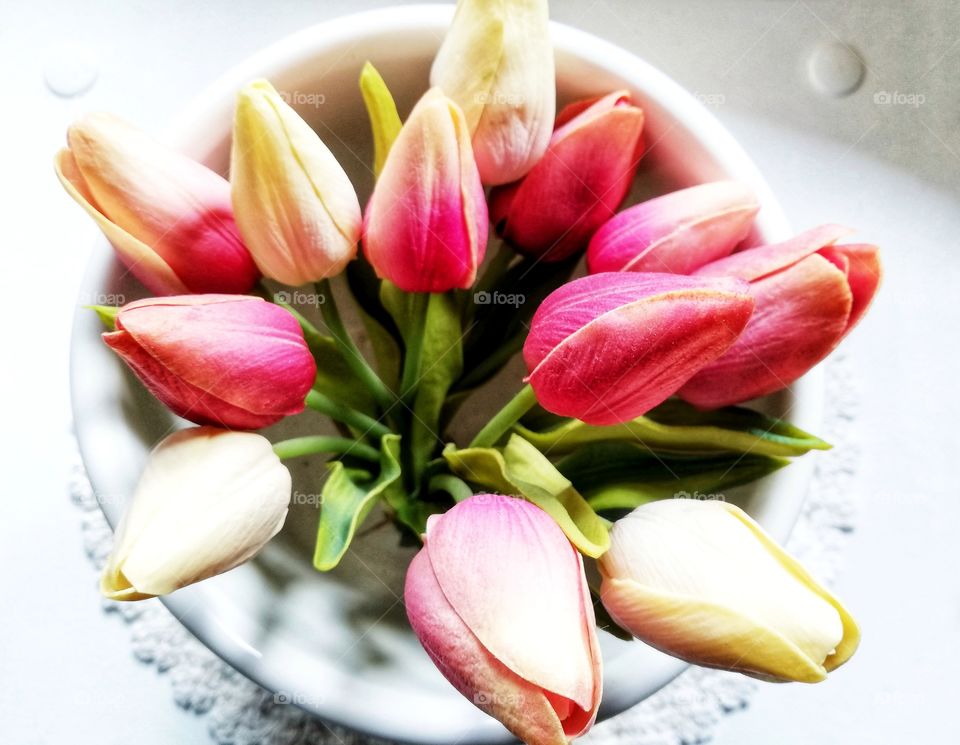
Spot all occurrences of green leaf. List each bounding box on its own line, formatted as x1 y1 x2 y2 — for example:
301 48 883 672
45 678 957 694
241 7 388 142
313 434 403 571
87 304 119 331
443 434 610 558
555 441 789 512
382 284 464 481
309 334 377 416
359 61 402 178
514 401 830 459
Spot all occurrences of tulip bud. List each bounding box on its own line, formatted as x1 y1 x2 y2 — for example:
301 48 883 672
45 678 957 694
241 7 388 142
230 80 362 285
586 181 759 274
405 494 601 744
431 0 555 185
101 427 291 600
103 295 316 430
599 499 859 682
678 224 882 408
362 88 488 292
55 113 259 295
489 91 645 262
523 272 755 425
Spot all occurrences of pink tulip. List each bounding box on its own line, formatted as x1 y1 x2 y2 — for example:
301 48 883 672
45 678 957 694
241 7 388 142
362 88 488 292
55 113 259 295
586 181 759 274
523 272 755 425
405 494 602 745
489 91 645 262
103 295 316 430
678 224 881 408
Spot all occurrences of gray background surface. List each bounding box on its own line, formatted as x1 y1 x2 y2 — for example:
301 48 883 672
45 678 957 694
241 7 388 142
2 1 958 743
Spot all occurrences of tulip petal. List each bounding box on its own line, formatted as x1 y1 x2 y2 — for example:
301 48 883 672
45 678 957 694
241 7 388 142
105 295 316 429
231 80 361 285
599 500 858 682
64 113 258 294
425 495 600 715
694 223 854 282
831 243 882 332
101 427 290 599
55 149 189 295
432 0 555 185
491 92 645 261
586 181 759 275
601 578 832 682
680 253 852 408
405 549 570 745
363 88 488 292
525 273 755 425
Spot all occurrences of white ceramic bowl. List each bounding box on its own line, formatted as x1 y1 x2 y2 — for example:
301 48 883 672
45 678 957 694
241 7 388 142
71 5 823 743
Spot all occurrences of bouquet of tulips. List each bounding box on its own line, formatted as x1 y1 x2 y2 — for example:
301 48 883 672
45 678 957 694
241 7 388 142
57 1 880 742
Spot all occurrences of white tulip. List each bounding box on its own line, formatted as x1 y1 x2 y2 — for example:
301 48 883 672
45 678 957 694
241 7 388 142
430 0 555 185
599 499 860 682
101 427 291 601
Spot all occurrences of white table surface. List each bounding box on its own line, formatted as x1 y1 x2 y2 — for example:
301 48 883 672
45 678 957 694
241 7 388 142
2 1 958 743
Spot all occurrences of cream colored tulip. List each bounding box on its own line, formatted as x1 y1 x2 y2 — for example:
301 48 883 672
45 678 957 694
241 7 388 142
230 79 361 285
599 499 859 683
431 0 555 185
101 427 291 601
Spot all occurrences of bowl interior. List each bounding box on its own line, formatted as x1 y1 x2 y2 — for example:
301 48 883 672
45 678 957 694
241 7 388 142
71 6 822 744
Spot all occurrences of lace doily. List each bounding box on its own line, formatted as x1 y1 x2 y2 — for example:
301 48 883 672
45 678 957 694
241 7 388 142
70 356 860 745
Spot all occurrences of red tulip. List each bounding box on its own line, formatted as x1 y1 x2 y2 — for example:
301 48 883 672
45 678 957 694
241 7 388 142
586 181 758 274
362 88 488 292
489 91 645 262
523 272 755 425
104 295 316 429
405 494 602 744
678 225 881 408
55 113 259 295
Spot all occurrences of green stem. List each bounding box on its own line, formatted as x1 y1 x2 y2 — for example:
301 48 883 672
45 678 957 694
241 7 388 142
273 436 380 463
305 390 391 440
469 384 538 448
428 473 475 503
315 278 397 416
399 292 430 405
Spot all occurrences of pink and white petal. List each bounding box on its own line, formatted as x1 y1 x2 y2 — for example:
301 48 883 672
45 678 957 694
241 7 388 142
405 549 569 745
424 495 598 712
55 149 189 295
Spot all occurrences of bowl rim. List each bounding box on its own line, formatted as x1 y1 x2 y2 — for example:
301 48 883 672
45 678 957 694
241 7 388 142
70 4 823 743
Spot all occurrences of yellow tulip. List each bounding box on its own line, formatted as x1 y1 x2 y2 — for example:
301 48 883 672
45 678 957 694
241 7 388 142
230 79 361 285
